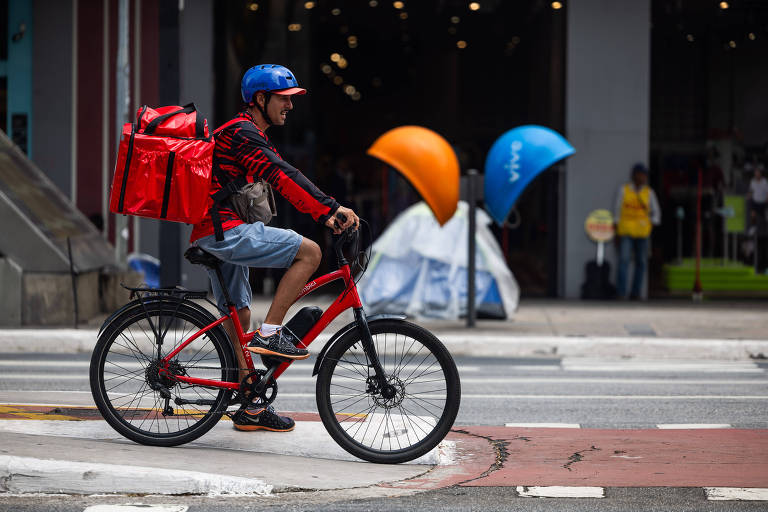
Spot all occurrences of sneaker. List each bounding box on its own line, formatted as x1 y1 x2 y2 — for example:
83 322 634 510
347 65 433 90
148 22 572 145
232 405 295 432
246 328 309 360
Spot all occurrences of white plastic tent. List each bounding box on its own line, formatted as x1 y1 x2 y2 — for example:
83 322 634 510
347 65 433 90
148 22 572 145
358 201 519 320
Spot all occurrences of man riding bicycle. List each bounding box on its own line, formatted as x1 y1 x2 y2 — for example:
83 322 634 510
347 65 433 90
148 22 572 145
190 64 359 432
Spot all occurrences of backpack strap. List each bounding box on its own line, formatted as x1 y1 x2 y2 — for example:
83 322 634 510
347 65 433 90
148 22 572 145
209 118 248 241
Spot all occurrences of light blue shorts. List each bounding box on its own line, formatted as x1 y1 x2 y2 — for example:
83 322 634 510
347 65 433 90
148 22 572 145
194 223 303 311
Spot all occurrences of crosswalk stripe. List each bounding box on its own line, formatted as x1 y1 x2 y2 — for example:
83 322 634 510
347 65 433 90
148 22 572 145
505 423 580 428
657 424 732 429
83 506 188 512
516 486 604 498
704 487 768 501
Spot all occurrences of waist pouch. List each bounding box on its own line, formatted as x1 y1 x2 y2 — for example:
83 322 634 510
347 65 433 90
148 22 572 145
228 180 277 226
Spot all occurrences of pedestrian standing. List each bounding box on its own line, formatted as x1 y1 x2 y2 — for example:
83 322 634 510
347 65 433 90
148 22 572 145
614 163 661 300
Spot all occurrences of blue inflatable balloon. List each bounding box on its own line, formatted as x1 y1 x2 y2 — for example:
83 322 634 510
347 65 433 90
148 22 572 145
484 125 575 226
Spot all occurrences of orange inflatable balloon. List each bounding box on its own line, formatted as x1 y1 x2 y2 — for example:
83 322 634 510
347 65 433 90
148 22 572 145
367 126 459 225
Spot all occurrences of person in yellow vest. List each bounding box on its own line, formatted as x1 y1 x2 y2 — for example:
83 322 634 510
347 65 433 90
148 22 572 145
614 163 661 299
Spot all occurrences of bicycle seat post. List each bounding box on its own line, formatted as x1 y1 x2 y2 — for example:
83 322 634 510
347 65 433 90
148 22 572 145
212 262 236 310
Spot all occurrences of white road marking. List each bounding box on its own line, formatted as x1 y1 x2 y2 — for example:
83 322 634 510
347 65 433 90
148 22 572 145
433 394 768 400
516 486 604 498
505 423 580 428
84 506 189 512
657 424 732 429
704 487 768 501
562 360 763 373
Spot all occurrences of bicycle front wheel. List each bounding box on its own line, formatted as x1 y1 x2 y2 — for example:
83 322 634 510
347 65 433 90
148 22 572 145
316 319 461 463
90 300 236 447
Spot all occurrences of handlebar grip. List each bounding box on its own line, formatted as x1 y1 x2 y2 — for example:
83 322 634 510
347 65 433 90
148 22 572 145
334 212 347 229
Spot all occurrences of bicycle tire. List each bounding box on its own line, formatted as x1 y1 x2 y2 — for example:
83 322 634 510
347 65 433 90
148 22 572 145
316 319 460 463
90 300 236 447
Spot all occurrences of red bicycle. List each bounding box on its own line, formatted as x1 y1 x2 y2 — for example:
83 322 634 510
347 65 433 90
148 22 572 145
90 223 461 463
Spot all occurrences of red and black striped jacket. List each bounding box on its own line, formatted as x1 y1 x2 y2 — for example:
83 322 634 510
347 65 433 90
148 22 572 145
190 111 339 242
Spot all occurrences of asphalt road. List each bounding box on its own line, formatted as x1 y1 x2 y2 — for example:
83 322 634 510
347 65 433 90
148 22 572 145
2 487 768 512
1 351 767 511
1 352 767 428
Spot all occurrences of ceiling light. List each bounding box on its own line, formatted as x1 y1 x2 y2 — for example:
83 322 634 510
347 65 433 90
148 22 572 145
469 2 480 11
337 57 348 68
400 12 408 19
352 92 361 101
393 1 404 9
719 1 729 9
248 2 259 11
304 1 315 8
333 76 343 85
551 1 563 9
369 0 378 6
321 64 332 74
728 40 736 48
457 40 467 48
344 85 356 95
451 16 460 23
748 32 756 40
686 34 694 42
330 53 342 62
331 7 341 15
288 23 302 31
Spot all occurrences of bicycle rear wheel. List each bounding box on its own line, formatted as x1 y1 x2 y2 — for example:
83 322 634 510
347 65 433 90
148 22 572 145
316 319 460 463
90 300 236 446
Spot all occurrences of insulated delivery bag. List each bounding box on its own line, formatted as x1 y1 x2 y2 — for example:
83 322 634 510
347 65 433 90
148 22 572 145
110 103 215 224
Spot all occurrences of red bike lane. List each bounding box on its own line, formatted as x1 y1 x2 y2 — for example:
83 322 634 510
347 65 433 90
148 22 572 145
404 426 768 490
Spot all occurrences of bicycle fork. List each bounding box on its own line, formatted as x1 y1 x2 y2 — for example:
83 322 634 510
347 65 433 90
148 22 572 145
353 308 391 395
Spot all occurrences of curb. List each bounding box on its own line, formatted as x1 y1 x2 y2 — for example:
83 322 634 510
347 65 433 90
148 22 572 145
1 329 767 360
0 455 272 496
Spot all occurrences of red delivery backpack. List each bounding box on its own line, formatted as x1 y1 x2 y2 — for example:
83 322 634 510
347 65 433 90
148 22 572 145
110 103 220 224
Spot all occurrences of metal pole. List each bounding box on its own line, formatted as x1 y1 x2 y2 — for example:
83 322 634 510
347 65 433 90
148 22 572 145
114 0 130 265
467 169 478 328
693 166 703 301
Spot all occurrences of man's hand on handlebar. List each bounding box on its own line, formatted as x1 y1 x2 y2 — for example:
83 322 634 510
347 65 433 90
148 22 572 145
326 206 359 235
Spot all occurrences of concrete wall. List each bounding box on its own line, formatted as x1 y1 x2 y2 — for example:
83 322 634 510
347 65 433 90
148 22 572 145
0 258 22 326
178 0 213 291
564 0 651 298
31 0 74 198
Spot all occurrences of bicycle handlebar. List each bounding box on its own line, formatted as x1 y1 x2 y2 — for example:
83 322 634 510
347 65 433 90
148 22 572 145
333 213 359 266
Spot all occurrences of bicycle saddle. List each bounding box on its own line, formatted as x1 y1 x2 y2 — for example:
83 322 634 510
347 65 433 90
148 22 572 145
184 247 221 268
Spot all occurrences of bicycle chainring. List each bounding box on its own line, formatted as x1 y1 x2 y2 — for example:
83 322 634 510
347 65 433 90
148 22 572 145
239 369 278 406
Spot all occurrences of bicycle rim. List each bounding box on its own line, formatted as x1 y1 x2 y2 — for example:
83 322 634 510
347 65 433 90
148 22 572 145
91 302 234 444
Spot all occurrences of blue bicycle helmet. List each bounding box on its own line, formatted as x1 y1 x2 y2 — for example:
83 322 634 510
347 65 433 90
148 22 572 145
240 64 306 104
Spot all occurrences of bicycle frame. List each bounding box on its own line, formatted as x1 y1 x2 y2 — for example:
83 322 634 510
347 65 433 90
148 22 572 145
159 263 362 390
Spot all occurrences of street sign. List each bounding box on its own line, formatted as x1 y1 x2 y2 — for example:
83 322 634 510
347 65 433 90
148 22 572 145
585 209 615 242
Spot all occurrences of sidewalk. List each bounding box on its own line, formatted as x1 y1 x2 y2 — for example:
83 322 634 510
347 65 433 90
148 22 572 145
0 401 489 496
2 298 766 359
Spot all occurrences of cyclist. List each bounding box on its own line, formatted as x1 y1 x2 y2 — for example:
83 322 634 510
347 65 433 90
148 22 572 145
190 64 359 432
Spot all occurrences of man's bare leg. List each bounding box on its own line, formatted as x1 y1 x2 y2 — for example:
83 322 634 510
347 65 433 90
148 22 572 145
223 307 251 383
263 238 321 326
